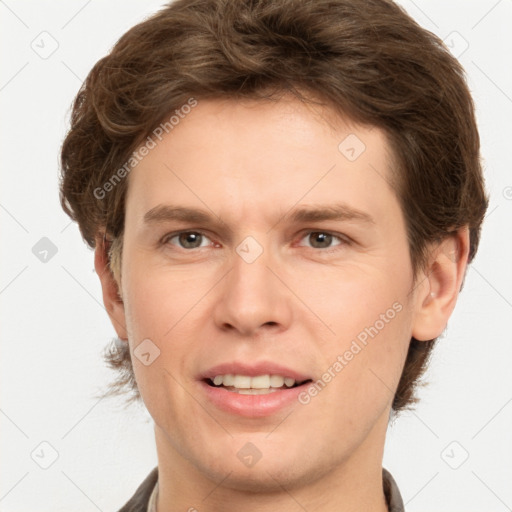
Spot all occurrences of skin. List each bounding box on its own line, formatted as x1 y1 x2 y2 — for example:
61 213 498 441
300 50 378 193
95 95 469 512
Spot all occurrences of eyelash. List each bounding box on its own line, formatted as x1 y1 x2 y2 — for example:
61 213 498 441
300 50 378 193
160 230 350 252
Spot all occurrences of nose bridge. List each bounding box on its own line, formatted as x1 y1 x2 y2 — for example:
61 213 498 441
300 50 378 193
213 239 291 335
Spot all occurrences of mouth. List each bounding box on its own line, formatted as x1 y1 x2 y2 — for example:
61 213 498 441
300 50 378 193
199 363 313 417
205 374 312 395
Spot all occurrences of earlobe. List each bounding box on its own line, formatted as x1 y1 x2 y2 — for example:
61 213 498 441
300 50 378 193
412 227 470 342
94 233 128 340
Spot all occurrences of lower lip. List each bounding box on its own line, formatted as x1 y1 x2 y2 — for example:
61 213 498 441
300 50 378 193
200 381 307 418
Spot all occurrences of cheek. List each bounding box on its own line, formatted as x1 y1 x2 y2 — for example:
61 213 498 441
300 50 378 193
295 264 413 406
121 269 195 420
122 258 211 340
293 258 411 341
120 256 223 405
119 266 185 388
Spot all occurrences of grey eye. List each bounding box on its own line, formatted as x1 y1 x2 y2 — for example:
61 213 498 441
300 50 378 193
308 232 334 249
167 232 211 249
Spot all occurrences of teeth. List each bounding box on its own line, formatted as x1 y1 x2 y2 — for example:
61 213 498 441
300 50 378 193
237 388 280 395
210 374 298 390
251 375 270 389
233 375 251 389
223 374 235 386
269 375 284 387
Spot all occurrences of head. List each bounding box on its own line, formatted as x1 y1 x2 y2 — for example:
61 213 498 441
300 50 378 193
60 0 487 491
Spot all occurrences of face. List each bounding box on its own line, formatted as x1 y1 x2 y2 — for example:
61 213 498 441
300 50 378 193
103 96 446 492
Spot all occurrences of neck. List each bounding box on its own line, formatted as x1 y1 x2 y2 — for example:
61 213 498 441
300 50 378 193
154 411 390 512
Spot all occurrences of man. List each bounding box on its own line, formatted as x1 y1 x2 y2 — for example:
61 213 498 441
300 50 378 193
59 0 488 510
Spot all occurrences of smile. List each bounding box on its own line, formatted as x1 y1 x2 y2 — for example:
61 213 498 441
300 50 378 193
207 374 309 394
199 363 313 417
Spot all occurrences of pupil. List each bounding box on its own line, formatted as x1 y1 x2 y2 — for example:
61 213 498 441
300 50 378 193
310 232 332 248
180 232 201 248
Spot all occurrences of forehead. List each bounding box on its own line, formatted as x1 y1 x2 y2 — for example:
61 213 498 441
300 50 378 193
125 96 401 230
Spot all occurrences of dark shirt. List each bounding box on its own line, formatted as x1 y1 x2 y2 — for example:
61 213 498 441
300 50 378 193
117 466 405 511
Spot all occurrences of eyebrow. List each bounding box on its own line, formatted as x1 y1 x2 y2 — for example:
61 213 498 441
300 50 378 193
143 203 375 227
144 205 215 225
287 203 375 225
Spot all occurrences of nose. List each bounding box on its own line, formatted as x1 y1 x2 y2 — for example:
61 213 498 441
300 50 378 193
212 243 293 337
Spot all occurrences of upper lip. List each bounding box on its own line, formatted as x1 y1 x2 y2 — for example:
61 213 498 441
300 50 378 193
200 361 312 383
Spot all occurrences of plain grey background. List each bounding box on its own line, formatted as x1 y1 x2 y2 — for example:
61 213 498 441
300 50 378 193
1 1 511 510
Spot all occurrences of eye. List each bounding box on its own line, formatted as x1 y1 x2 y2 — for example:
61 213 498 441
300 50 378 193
297 231 346 250
164 231 213 249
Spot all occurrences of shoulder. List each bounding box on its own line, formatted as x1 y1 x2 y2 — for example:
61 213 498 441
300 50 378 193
383 467 405 512
117 466 158 512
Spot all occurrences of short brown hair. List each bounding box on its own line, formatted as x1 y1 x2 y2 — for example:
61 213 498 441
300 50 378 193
60 0 488 412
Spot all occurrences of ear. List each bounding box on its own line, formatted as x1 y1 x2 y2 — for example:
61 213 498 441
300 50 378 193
411 226 470 341
94 233 128 340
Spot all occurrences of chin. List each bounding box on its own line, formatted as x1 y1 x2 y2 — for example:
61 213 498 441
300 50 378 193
208 462 308 494
189 440 325 494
